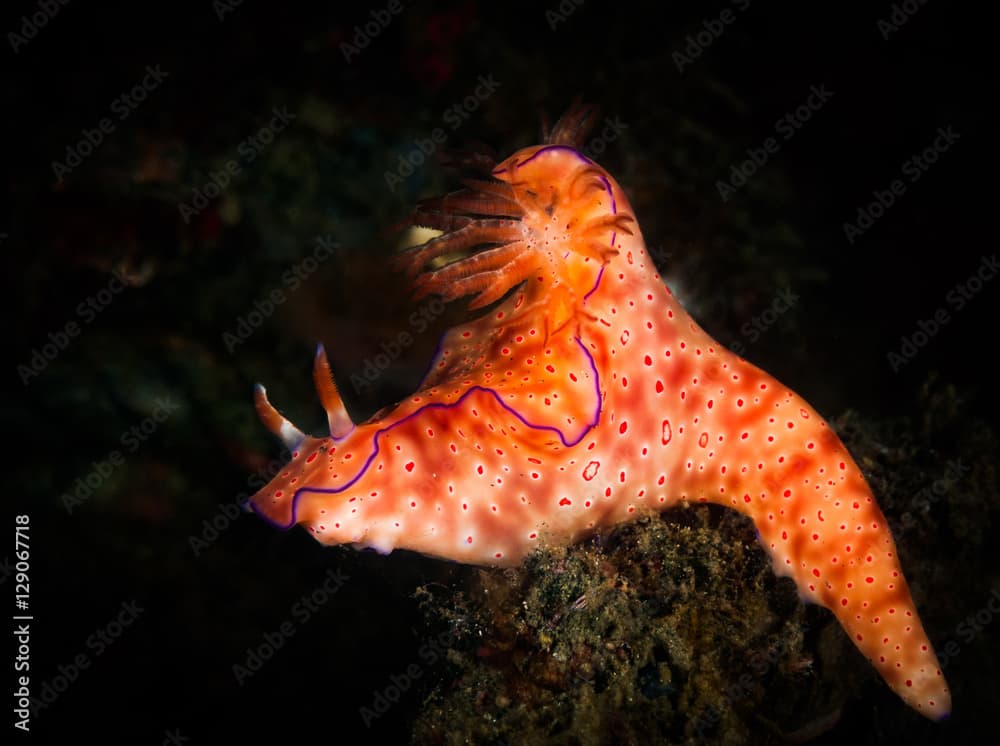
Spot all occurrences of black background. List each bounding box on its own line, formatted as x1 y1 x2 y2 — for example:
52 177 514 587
5 0 995 743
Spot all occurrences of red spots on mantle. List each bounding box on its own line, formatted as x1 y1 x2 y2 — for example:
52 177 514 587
246 117 951 722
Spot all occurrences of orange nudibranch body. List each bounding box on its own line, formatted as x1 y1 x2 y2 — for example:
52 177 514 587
247 106 950 720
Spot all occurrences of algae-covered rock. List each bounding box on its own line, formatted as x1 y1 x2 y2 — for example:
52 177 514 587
411 378 998 745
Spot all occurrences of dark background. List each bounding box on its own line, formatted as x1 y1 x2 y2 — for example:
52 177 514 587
5 0 995 743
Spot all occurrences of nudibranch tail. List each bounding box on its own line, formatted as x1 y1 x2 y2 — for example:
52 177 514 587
663 350 952 718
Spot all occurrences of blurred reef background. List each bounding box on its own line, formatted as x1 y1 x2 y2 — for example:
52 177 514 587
5 1 997 743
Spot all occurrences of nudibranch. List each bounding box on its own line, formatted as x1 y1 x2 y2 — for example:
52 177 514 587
248 103 950 719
